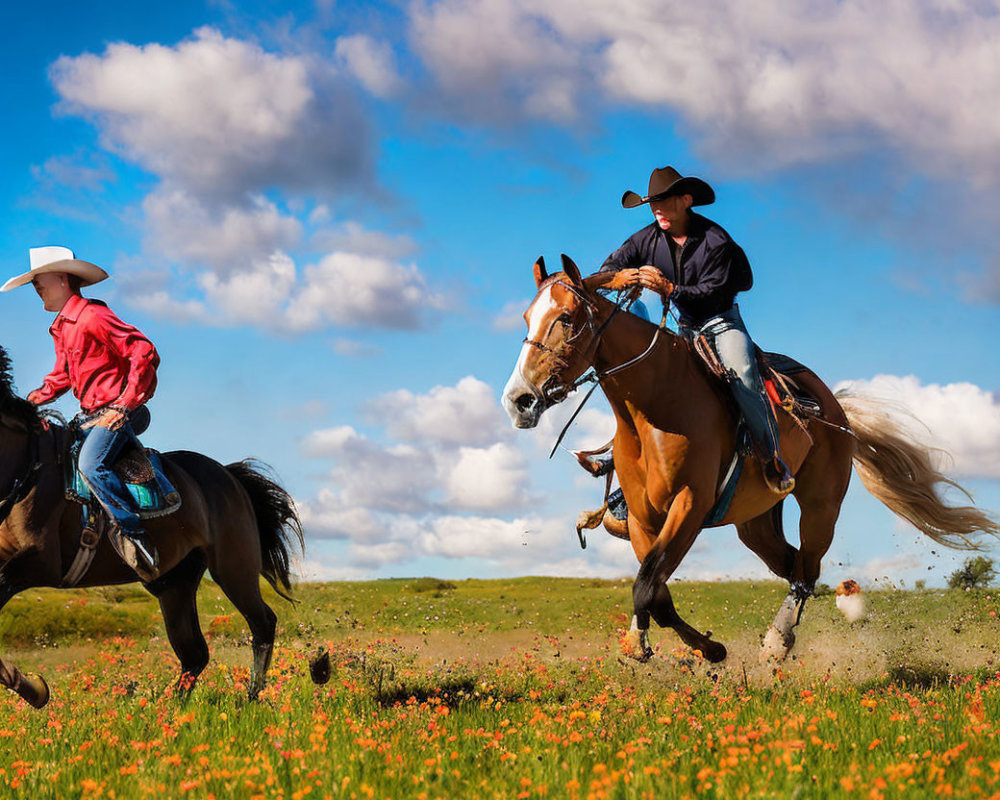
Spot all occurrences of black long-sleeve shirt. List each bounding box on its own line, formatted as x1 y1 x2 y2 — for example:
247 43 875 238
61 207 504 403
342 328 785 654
600 212 753 327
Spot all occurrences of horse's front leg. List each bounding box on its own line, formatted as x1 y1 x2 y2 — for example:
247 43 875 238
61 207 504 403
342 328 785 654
625 487 726 663
0 574 49 708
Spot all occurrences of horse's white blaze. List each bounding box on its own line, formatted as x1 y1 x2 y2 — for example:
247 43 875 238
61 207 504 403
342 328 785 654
502 288 558 427
526 287 557 341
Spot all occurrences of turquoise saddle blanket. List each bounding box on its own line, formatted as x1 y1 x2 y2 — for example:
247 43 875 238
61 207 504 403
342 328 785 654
65 438 181 519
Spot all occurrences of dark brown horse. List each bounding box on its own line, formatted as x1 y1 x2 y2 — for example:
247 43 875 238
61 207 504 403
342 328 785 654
0 345 302 707
503 256 999 662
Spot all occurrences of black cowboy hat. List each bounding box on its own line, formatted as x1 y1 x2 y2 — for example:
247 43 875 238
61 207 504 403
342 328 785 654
621 166 715 209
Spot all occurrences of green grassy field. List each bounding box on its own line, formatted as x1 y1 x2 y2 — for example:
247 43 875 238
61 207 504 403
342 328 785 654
1 577 999 798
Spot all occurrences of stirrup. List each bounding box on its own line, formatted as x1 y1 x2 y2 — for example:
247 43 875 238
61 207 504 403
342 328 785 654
123 529 159 573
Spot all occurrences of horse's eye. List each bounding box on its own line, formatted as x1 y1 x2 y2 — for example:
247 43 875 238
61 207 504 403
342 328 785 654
557 313 573 326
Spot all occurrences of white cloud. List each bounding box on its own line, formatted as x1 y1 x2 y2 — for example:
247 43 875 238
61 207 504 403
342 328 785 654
143 188 302 273
196 252 298 324
135 190 436 330
50 28 441 334
529 391 616 454
297 557 375 582
347 540 414 567
302 425 365 458
297 489 383 540
445 443 530 510
125 290 209 324
408 0 1000 185
370 375 511 447
417 514 564 560
287 251 443 331
311 221 417 260
335 34 404 98
836 374 1000 480
52 27 372 200
298 376 542 561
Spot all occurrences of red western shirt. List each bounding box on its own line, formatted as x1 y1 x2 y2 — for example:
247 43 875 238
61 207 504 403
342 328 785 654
33 294 159 413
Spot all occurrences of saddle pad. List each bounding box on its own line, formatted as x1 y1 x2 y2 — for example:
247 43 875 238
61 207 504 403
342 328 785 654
67 446 181 519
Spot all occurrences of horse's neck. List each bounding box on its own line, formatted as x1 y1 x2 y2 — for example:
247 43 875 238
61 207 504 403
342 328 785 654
0 429 32 491
0 425 70 572
592 305 708 422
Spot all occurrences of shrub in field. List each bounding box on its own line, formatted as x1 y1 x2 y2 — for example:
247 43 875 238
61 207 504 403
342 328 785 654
406 577 458 595
947 556 997 590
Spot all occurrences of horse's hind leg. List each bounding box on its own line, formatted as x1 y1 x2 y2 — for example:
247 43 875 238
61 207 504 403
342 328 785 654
209 553 277 701
737 501 797 580
147 550 210 692
736 503 807 659
762 438 851 661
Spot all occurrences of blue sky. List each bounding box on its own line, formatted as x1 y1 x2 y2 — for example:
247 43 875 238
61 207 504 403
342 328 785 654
2 0 998 587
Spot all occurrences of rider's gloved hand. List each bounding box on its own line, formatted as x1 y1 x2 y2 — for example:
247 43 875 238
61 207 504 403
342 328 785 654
603 268 642 292
637 266 674 300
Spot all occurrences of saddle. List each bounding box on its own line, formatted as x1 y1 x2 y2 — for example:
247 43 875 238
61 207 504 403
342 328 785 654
58 418 181 585
64 435 181 519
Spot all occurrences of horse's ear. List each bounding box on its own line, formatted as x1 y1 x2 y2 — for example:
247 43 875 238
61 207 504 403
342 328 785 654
533 256 548 287
561 254 583 286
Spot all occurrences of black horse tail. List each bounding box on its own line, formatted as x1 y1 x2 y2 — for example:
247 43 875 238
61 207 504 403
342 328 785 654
226 459 304 602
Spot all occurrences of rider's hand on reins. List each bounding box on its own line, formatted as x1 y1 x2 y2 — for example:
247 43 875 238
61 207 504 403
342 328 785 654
637 266 674 300
603 268 642 292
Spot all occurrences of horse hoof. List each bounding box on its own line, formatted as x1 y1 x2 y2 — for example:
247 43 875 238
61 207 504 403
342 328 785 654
700 641 727 663
760 626 794 663
622 630 653 662
18 673 50 709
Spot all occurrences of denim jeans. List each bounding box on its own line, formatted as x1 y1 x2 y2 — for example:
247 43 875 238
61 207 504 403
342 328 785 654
77 407 148 534
680 305 780 459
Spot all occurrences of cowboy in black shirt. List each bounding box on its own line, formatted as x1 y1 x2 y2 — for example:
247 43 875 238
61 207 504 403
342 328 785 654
600 166 795 493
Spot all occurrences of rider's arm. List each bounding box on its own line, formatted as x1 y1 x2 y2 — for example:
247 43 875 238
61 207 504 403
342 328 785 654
28 349 71 405
88 304 160 412
670 241 752 304
599 228 647 273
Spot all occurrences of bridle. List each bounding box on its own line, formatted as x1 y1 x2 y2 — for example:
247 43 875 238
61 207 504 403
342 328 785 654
520 281 608 406
519 280 673 455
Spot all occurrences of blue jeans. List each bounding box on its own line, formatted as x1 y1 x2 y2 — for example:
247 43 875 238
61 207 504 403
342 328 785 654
77 407 148 534
680 306 780 460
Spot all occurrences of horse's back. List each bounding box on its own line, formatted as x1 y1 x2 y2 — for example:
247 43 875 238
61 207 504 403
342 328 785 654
150 450 256 546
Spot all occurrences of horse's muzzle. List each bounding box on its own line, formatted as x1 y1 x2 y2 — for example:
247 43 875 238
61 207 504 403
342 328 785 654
508 391 542 428
502 370 545 429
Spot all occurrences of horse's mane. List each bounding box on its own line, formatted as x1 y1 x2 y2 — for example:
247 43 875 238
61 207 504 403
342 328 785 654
0 345 43 430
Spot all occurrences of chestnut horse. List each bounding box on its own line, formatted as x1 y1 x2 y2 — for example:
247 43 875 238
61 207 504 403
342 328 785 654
502 256 999 662
0 345 302 707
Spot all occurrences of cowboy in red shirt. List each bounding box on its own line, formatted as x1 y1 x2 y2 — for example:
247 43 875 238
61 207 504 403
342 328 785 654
2 246 160 546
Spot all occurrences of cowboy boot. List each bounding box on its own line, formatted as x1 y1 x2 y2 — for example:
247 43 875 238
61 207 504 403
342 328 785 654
764 456 796 494
734 384 795 494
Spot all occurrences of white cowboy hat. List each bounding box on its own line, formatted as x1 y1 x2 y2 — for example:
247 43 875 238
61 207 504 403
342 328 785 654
1 246 109 293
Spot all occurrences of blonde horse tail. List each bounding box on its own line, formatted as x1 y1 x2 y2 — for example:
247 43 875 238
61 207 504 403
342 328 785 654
836 392 1000 550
